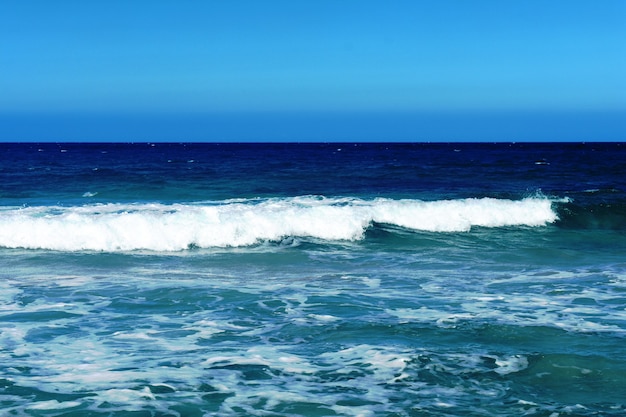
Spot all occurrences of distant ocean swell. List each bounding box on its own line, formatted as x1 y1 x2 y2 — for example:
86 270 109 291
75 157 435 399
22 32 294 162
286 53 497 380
0 196 560 251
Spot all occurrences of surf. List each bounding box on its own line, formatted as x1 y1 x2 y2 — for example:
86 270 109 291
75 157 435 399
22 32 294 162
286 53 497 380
0 196 559 252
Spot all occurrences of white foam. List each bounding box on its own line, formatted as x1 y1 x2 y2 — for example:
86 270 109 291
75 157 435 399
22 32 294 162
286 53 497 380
27 400 82 410
493 354 529 375
388 277 626 335
319 344 410 383
203 345 317 375
371 197 556 232
99 387 155 403
0 196 558 252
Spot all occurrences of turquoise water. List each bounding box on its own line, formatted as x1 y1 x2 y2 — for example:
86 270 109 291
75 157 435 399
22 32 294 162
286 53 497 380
1 143 625 416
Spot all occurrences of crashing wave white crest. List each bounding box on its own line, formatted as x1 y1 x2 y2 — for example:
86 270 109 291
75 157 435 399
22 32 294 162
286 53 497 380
0 196 558 251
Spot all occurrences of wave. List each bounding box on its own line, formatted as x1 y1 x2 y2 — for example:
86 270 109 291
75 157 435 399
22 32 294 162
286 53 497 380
0 196 558 252
554 201 626 230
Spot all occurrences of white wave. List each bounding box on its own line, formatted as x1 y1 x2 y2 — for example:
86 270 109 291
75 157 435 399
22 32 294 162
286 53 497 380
0 196 558 252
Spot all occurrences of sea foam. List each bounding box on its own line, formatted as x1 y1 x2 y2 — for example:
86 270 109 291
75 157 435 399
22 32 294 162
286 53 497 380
0 196 557 251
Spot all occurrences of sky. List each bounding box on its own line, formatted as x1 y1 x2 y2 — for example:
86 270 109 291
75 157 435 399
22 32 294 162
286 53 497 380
1 0 625 141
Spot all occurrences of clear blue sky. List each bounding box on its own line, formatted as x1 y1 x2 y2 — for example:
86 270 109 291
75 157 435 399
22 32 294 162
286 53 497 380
1 0 625 141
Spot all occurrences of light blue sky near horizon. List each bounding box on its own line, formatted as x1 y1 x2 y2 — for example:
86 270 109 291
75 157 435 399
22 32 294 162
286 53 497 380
1 0 625 141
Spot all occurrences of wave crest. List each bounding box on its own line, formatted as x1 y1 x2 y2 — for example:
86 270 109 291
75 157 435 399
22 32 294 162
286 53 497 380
0 196 558 251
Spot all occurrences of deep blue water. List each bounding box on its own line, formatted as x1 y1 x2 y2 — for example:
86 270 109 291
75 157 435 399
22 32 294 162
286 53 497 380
1 142 625 416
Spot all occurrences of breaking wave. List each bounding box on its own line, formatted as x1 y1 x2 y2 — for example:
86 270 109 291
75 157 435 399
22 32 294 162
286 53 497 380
0 196 559 252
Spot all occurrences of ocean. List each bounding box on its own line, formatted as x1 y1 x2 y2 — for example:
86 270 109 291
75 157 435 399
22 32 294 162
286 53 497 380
0 142 625 416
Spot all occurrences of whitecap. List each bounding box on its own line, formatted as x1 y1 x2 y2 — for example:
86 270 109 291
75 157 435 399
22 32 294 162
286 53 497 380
0 196 560 252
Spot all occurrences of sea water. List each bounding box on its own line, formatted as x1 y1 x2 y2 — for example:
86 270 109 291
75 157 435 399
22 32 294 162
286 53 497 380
0 142 625 416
